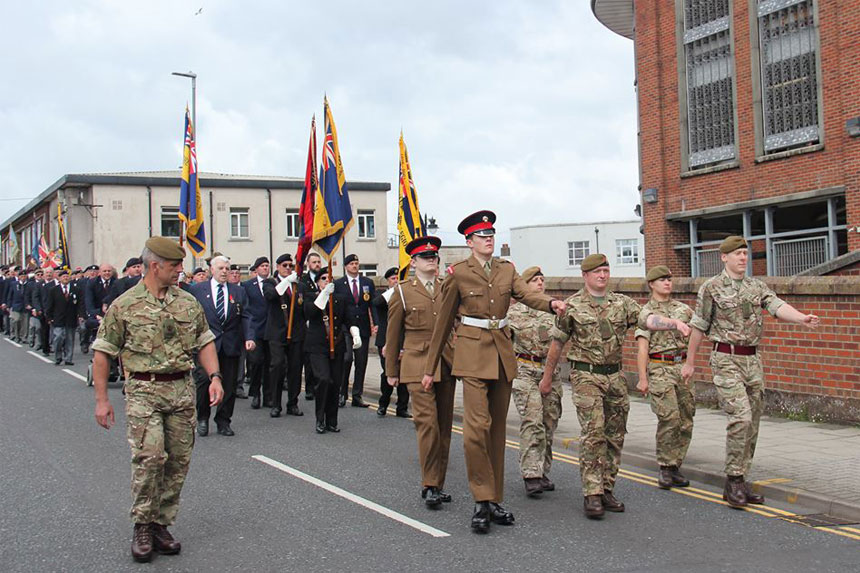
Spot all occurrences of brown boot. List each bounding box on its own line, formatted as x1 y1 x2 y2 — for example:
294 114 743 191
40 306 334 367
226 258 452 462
524 477 544 497
583 495 604 519
151 523 182 555
601 491 625 512
743 481 765 504
722 475 747 508
131 523 153 563
657 466 673 489
669 466 690 487
539 476 555 491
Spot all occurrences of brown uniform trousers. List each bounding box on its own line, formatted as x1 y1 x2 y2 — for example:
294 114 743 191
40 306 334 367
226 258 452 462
424 256 553 502
387 277 455 488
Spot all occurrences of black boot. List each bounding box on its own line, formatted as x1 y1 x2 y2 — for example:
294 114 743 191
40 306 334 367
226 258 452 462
471 502 490 533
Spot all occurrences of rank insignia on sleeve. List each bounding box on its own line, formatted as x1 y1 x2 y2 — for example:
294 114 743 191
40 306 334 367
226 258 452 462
446 266 454 275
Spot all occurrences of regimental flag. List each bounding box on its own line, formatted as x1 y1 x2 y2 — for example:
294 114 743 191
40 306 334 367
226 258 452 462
295 115 318 270
312 97 353 258
37 235 51 267
397 132 426 280
56 203 70 270
30 223 40 267
179 107 206 255
8 226 20 265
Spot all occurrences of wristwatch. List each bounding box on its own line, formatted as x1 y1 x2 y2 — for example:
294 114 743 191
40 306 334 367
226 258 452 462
209 372 223 382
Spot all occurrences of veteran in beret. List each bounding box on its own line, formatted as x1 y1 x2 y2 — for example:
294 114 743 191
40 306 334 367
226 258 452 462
91 236 223 563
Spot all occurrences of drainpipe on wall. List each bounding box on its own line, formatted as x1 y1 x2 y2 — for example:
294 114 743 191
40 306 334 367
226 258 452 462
209 190 215 261
266 188 273 265
146 186 152 237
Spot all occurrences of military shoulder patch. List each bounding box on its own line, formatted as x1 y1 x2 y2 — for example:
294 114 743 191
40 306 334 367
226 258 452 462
446 266 455 275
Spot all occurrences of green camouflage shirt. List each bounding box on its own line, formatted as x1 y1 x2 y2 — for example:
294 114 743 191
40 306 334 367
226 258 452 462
550 289 641 364
634 299 693 353
689 269 785 346
509 301 554 357
91 281 215 373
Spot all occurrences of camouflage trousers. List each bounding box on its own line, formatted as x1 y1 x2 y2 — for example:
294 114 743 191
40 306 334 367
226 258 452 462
710 352 763 476
647 362 695 467
125 374 197 525
511 361 562 479
571 369 629 496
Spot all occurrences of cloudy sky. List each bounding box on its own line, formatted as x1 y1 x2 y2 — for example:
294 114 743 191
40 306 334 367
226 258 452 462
0 0 637 246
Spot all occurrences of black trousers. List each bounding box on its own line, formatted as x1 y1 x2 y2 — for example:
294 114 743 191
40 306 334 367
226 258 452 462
247 338 270 400
341 337 369 399
303 353 316 397
39 315 51 353
196 352 239 427
309 350 344 427
377 352 409 413
269 341 304 409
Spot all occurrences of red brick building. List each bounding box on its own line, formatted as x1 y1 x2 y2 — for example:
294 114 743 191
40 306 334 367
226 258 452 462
592 0 859 277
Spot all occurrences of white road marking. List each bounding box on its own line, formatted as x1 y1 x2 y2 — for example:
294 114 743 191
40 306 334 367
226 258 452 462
5 338 22 347
252 454 450 538
27 351 53 363
63 369 88 382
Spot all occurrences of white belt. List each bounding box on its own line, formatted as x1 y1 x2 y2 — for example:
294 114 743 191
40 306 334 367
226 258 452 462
461 316 509 330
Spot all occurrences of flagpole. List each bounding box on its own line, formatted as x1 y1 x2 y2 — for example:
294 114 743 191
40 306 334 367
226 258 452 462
287 285 296 341
327 255 335 358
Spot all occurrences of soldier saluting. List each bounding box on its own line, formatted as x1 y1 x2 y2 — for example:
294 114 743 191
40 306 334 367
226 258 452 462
92 237 223 563
422 210 566 534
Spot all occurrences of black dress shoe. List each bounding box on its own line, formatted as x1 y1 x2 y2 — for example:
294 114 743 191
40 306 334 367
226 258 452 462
315 422 327 434
305 392 315 401
471 502 491 534
438 490 452 503
395 411 413 419
338 396 347 408
286 405 304 416
235 386 248 399
325 425 340 433
601 491 625 512
270 407 282 418
216 424 235 436
376 405 387 417
251 396 261 409
64 361 74 366
422 486 442 509
488 502 515 525
55 359 62 365
197 419 208 436
351 397 370 408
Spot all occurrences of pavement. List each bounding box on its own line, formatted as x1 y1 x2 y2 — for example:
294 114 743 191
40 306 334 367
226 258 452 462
360 351 860 522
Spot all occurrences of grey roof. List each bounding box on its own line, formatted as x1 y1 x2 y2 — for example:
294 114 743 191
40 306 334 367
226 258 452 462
591 0 635 39
2 170 390 230
510 219 640 231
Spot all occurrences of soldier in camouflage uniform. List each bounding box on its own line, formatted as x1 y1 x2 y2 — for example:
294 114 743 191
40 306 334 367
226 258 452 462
509 266 563 497
682 236 819 508
542 253 690 519
634 265 694 490
92 236 223 563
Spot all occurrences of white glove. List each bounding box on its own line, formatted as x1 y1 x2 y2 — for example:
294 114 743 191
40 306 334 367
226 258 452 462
382 287 394 303
286 272 299 284
323 282 334 296
350 326 362 349
314 287 331 310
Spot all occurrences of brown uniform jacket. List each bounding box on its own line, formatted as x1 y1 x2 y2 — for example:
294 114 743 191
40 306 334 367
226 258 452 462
385 276 454 383
424 256 553 381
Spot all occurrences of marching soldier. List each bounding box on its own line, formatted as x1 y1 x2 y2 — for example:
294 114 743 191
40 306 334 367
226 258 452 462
422 210 566 533
509 266 562 497
386 237 455 508
541 254 687 519
92 236 223 563
682 236 820 508
634 265 694 489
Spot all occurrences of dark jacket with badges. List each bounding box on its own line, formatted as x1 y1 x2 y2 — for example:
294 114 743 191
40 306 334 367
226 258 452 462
44 283 81 328
303 291 352 354
333 274 378 339
241 276 269 341
262 274 306 343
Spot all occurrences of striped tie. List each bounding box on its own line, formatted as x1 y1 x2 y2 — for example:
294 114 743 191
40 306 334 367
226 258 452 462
216 283 225 323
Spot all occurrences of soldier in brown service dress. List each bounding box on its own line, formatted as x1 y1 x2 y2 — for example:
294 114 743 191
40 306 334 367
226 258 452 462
92 236 223 563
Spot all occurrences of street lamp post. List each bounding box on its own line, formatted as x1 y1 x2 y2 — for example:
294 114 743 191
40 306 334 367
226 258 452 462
171 71 197 135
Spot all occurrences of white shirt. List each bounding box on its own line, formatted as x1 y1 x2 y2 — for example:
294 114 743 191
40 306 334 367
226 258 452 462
256 276 265 294
210 278 228 319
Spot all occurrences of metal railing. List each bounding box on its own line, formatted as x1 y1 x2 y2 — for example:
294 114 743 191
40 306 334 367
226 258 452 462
696 248 723 277
773 236 828 276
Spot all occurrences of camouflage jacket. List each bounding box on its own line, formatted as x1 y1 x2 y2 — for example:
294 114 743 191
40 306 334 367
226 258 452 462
689 269 785 346
634 298 693 354
551 289 640 365
509 301 554 358
91 281 215 373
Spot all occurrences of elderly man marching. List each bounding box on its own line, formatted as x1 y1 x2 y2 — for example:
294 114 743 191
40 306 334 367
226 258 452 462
634 265 695 490
682 236 820 508
386 236 456 509
92 237 223 563
422 211 567 533
541 254 689 519
509 266 563 497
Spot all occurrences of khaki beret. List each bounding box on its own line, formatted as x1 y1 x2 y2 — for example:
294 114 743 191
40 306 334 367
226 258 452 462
719 235 748 254
581 253 609 272
521 266 543 283
145 236 185 261
646 265 672 282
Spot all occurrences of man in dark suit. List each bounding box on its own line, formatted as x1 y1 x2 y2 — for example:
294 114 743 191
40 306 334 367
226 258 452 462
190 255 254 437
333 253 378 408
373 267 411 418
300 252 323 400
242 256 270 409
263 253 306 417
5 268 28 342
25 268 44 349
105 257 143 308
76 265 99 353
44 269 80 365
86 263 116 325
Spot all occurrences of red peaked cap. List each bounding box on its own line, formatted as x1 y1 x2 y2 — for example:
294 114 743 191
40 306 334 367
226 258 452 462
457 210 496 237
406 235 442 257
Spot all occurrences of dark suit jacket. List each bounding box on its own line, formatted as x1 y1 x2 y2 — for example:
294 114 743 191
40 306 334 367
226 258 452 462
105 275 141 307
44 284 81 328
190 281 252 357
86 277 114 317
24 279 41 312
333 274 378 338
300 271 321 295
6 279 27 311
262 274 306 343
241 277 269 341
303 292 352 354
371 289 391 348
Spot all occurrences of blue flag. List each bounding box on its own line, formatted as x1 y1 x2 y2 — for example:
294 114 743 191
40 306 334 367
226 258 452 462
312 97 353 258
179 107 206 255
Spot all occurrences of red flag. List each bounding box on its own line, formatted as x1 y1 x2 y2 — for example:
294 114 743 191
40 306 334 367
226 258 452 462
295 115 318 269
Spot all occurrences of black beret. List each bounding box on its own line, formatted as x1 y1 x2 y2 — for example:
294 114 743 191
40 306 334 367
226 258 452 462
318 266 330 279
85 264 99 271
251 256 269 270
276 253 293 265
229 264 240 271
384 267 399 279
56 269 69 276
124 257 142 270
344 253 359 265
192 267 205 275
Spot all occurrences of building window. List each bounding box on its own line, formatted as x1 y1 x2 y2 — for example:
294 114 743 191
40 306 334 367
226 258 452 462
230 208 249 239
357 210 375 239
285 209 300 239
757 0 820 153
616 239 640 265
568 240 590 266
359 263 377 277
161 207 181 238
681 0 737 169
